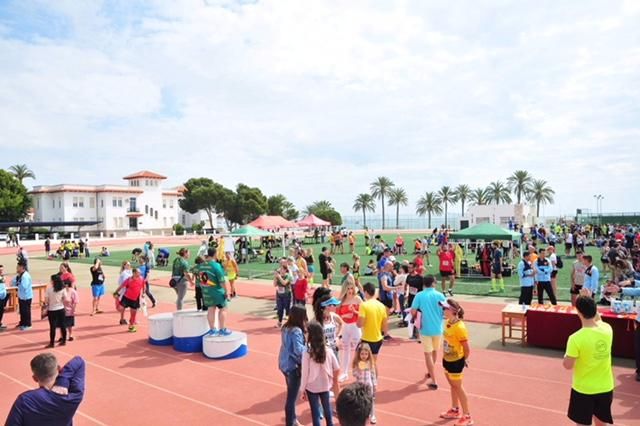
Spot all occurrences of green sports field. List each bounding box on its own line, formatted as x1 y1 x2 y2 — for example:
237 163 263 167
53 233 607 301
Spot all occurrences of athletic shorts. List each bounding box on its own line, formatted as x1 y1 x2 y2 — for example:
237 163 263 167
120 296 140 310
91 283 105 298
379 295 393 309
421 335 441 353
492 264 502 274
565 243 572 249
202 286 227 309
443 358 466 380
440 270 453 277
362 339 383 355
570 285 583 295
567 389 613 425
64 316 75 328
551 270 558 278
321 271 329 280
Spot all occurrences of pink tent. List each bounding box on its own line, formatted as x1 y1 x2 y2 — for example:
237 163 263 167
248 215 297 229
297 214 331 227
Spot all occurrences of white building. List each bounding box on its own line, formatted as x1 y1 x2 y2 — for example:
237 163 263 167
30 171 215 234
461 204 534 229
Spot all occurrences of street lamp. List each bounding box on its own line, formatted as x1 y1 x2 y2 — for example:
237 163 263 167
593 195 604 224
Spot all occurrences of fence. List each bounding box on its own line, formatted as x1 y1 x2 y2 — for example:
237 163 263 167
342 214 461 230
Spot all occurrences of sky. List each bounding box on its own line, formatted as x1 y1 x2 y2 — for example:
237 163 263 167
1 0 639 219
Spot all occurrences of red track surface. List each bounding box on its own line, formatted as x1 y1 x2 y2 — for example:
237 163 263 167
1 286 638 425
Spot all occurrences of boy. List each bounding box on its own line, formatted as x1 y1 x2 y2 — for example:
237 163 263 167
534 249 556 305
196 250 231 336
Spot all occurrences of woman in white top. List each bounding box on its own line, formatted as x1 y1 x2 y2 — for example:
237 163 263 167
44 274 67 348
313 296 343 361
394 263 409 317
117 261 133 325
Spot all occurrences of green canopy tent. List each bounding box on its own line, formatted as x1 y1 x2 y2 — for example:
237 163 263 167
230 225 273 237
450 223 521 241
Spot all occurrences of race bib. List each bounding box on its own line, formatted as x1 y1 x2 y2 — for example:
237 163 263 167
442 260 450 267
409 287 418 295
277 286 286 294
98 274 104 282
443 340 452 354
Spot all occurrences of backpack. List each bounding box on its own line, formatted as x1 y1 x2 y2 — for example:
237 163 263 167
556 255 564 269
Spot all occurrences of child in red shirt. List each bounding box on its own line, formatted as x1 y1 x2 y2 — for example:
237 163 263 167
293 276 308 305
114 268 145 332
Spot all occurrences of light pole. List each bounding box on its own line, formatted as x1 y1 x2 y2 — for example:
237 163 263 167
593 195 603 224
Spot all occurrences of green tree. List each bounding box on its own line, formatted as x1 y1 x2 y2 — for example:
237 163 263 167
438 186 456 228
388 187 408 229
507 170 533 204
8 164 36 185
453 184 471 216
370 176 394 229
0 170 31 221
470 187 489 206
486 180 512 205
234 184 268 224
314 208 342 226
179 178 229 229
416 192 442 228
352 193 376 228
303 200 333 215
528 179 555 217
267 194 299 220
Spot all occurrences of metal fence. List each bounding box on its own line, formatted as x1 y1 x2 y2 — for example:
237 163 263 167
342 214 461 230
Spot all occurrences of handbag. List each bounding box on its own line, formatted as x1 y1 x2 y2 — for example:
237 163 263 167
40 304 48 320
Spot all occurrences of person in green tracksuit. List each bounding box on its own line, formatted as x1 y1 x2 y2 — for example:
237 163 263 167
195 249 231 336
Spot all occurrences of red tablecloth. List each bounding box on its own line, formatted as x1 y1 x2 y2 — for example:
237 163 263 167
526 306 636 358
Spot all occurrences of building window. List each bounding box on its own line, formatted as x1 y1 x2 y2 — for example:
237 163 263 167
169 200 174 209
182 214 186 225
112 198 117 207
150 207 154 217
52 199 55 208
163 217 167 227
79 197 84 208
100 199 104 208
36 199 40 208
118 198 123 207
73 197 78 208
58 199 61 208
113 197 123 207
145 205 149 214
155 211 158 220
89 198 95 208
163 199 167 209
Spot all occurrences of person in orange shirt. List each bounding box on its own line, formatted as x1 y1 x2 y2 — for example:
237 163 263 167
395 235 405 255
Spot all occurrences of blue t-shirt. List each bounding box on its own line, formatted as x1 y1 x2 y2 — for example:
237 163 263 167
411 287 446 337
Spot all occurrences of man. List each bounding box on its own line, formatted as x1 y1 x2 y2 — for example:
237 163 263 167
605 284 640 381
582 255 599 298
12 262 33 329
563 294 614 425
490 242 504 292
405 263 424 339
357 282 388 374
17 247 28 271
196 248 231 336
336 382 373 426
547 245 559 297
517 252 535 305
339 262 356 298
0 264 7 330
5 353 85 425
411 275 446 390
570 251 587 306
377 261 395 316
437 244 455 296
318 247 333 289
534 249 556 305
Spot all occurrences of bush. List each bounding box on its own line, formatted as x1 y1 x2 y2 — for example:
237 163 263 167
192 223 204 233
173 223 185 235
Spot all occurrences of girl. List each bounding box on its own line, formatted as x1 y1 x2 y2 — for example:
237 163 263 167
337 283 362 382
314 295 343 361
89 258 105 315
224 252 239 298
439 299 473 426
62 278 78 342
59 262 76 288
44 274 67 348
352 343 377 424
278 305 308 426
300 321 341 426
114 268 145 333
117 261 133 325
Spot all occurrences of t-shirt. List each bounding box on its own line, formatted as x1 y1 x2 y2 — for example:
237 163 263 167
172 257 189 278
406 273 423 297
438 251 454 272
411 288 446 336
196 261 226 295
300 349 340 394
46 288 65 311
275 272 293 295
572 261 586 286
319 254 329 274
548 253 558 271
492 250 502 267
359 299 388 342
122 276 145 300
413 257 425 275
443 320 469 362
293 278 308 300
565 322 614 395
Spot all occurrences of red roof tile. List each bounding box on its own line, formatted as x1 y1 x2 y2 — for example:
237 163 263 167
122 170 167 180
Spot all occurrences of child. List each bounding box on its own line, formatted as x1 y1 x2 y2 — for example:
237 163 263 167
439 299 473 426
114 268 145 333
352 343 377 424
293 274 308 306
0 264 6 330
116 261 132 325
62 279 78 342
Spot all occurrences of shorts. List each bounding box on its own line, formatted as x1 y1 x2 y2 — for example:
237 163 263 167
443 358 466 380
492 264 502 274
440 270 453 277
308 265 315 273
570 285 583 295
567 389 613 425
379 294 393 309
362 339 383 355
120 296 140 310
421 335 441 353
64 316 75 328
565 243 572 249
202 285 227 308
91 283 105 298
601 258 609 264
227 273 237 281
321 271 329 280
551 270 558 278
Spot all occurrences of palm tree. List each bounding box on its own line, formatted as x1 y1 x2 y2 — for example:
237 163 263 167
528 179 555 217
507 170 533 204
437 186 456 228
470 188 490 206
304 200 333 215
453 184 471 216
388 187 408 229
353 193 376 228
416 192 442 228
8 164 36 184
370 177 394 229
486 181 512 205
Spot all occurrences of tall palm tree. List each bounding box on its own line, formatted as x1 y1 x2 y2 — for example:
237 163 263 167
486 181 512 205
353 193 376 228
370 177 394 229
470 187 490 206
8 164 36 184
528 179 555 217
507 170 533 204
387 187 408 229
437 186 456 228
453 184 471 216
304 200 333 215
416 192 442 229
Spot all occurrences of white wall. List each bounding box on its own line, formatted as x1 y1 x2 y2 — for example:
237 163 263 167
463 204 534 228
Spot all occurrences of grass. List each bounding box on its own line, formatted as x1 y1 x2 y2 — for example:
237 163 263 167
51 233 607 302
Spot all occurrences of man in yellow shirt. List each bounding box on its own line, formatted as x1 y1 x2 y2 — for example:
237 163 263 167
563 292 614 426
357 282 388 375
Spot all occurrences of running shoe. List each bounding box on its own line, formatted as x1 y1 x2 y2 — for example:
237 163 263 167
219 328 232 336
209 328 219 336
119 319 128 325
448 290 454 297
370 414 377 424
19 326 32 331
454 414 474 426
440 408 461 419
0 324 7 330
128 325 137 333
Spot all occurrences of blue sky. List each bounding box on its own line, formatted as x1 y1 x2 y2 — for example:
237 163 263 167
0 0 639 218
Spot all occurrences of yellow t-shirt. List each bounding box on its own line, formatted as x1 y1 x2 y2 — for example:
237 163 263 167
565 321 614 395
443 320 469 362
359 299 388 342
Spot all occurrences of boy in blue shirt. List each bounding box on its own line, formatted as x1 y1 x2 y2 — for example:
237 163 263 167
534 249 557 305
12 262 33 329
0 264 7 330
517 253 535 305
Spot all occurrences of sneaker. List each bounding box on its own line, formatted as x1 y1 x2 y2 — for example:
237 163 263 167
68 337 74 342
440 408 461 420
448 290 454 297
276 322 282 328
119 319 128 325
454 415 473 426
128 326 137 333
45 343 54 348
219 328 232 336
59 341 66 346
0 324 7 330
19 326 32 331
370 414 377 424
207 329 218 336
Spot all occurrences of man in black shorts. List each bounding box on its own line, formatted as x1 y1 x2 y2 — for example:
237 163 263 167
318 246 333 288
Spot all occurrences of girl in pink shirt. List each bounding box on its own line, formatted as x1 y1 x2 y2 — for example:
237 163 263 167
114 268 145 333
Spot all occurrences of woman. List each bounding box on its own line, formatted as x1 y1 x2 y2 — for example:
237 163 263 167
337 282 362 382
117 261 133 325
59 262 76 288
300 321 341 426
114 268 145 333
140 255 157 308
224 252 240 298
171 248 191 310
305 248 315 284
89 258 105 316
44 274 67 348
274 263 293 328
314 295 343 361
352 254 362 291
278 305 308 426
